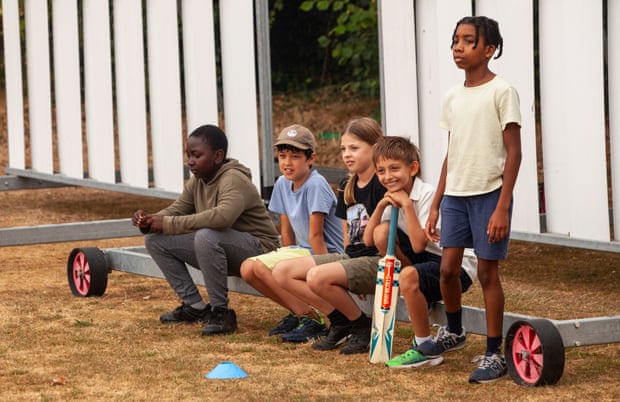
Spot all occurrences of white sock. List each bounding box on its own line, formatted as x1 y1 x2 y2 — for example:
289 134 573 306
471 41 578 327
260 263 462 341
415 335 432 346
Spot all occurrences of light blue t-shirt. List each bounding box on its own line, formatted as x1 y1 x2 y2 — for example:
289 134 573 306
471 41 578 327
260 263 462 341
269 169 344 254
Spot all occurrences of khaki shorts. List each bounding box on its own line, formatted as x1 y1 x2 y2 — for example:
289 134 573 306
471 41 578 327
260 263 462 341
249 246 311 269
312 253 382 295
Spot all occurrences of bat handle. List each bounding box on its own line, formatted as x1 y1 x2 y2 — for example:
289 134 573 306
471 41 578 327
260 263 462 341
386 207 399 257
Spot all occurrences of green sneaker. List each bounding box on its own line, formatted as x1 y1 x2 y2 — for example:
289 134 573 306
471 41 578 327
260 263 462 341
385 347 444 369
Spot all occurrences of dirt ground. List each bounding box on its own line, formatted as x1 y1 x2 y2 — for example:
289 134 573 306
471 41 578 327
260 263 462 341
0 90 619 401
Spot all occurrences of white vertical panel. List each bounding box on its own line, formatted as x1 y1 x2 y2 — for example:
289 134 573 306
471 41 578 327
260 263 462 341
378 0 418 140
2 0 25 169
146 0 184 193
415 0 471 186
182 0 219 132
609 0 620 240
219 0 261 190
539 0 608 241
113 0 149 188
52 0 83 177
476 0 539 233
83 0 115 183
25 0 53 173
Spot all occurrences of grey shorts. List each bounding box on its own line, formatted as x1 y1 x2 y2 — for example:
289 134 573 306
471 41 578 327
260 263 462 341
312 253 382 295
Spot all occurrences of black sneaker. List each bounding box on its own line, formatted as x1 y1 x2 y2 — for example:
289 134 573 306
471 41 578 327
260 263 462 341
160 303 211 324
201 307 237 336
340 324 371 355
312 324 353 351
268 313 299 336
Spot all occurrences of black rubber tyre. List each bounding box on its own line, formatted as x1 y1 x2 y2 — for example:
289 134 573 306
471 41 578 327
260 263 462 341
67 247 108 297
505 319 565 386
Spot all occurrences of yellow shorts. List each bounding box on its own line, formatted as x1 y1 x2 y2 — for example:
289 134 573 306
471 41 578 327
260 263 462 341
248 246 311 270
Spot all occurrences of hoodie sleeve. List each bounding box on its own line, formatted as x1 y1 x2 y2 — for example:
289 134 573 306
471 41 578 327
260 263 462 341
162 169 248 234
156 178 197 217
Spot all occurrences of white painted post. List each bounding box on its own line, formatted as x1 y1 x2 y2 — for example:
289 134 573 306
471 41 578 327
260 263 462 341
146 0 184 193
219 0 261 190
377 0 418 141
539 0 609 241
113 0 149 188
414 0 471 187
25 0 53 173
52 0 83 178
476 0 539 233
181 0 219 132
2 0 25 169
83 0 115 183
609 0 620 240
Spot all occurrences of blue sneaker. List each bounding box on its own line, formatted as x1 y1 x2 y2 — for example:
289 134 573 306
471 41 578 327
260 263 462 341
281 316 327 343
385 347 444 368
468 353 507 383
416 326 466 358
269 313 299 336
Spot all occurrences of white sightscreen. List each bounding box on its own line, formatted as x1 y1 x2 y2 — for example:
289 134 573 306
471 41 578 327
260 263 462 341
414 0 471 187
539 0 609 241
219 0 261 190
83 0 115 183
476 0 539 233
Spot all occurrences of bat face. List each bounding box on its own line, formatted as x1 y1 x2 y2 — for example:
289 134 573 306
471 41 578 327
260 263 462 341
370 254 401 363
369 206 401 364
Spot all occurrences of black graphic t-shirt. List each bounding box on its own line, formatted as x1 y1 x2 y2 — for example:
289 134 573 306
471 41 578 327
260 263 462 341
336 175 386 257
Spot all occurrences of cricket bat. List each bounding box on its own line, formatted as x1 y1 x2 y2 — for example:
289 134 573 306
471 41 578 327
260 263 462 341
369 206 401 364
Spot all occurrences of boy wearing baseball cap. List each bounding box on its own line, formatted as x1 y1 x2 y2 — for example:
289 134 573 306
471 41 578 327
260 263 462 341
241 124 344 342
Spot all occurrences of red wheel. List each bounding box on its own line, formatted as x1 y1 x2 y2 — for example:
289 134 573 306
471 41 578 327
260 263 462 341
505 319 565 386
67 247 108 297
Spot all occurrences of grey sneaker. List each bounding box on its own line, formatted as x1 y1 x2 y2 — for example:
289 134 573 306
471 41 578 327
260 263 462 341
201 307 237 336
416 326 466 358
160 303 211 324
468 353 508 383
312 324 353 351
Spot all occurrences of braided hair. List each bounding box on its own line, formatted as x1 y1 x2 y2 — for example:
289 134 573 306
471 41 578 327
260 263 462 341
452 16 503 59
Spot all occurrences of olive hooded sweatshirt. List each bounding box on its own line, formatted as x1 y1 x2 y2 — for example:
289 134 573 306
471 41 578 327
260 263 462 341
156 158 280 253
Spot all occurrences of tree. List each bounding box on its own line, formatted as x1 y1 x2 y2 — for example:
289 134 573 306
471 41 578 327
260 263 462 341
299 0 379 96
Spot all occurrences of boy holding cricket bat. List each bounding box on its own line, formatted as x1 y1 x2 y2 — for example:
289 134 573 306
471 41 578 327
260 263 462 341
365 136 477 366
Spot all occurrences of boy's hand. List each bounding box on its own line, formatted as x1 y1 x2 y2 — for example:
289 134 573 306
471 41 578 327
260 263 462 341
487 208 510 243
132 210 148 227
148 215 164 232
425 208 440 242
385 190 410 208
376 195 394 210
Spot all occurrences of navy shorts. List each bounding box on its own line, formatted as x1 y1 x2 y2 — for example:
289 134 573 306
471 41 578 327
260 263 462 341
401 251 473 303
440 187 513 260
396 230 472 302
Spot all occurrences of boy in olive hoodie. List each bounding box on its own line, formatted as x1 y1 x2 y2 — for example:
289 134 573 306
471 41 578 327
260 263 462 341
132 124 280 336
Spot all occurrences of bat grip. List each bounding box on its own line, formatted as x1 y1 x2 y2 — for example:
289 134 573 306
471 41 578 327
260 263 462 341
386 207 399 257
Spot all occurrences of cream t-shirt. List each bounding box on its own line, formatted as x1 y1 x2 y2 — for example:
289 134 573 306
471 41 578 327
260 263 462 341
440 76 521 196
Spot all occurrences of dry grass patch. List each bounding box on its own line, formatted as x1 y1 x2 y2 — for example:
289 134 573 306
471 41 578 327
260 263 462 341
0 187 619 401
